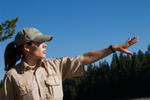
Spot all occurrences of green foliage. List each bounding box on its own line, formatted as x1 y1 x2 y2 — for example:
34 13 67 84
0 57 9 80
0 17 18 42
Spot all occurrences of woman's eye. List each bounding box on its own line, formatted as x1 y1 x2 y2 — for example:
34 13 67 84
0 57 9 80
38 42 43 45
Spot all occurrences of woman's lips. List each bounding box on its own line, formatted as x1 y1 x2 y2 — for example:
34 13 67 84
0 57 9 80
43 51 46 54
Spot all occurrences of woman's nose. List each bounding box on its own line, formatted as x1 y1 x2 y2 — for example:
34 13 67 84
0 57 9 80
43 42 47 48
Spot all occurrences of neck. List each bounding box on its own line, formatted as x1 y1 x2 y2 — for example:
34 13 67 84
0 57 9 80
23 56 41 68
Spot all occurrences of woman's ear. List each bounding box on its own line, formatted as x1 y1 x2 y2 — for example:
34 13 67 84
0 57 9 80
24 44 30 52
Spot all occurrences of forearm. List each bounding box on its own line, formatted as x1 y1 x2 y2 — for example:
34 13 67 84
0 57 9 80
81 36 139 65
82 47 113 65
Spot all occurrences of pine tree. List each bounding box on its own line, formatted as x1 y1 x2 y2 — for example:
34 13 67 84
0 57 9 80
0 17 18 42
111 53 119 72
148 45 150 54
145 45 150 66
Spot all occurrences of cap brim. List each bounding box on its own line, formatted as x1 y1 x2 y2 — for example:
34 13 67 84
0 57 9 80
33 35 53 42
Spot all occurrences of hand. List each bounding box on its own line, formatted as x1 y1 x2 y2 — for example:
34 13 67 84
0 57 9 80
113 36 139 55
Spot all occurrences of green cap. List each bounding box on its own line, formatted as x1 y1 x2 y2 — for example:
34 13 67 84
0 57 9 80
14 28 53 46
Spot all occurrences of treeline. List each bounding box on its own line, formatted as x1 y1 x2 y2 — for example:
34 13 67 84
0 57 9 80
63 45 150 100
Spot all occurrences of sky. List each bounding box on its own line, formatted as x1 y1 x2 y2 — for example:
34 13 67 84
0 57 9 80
0 0 150 80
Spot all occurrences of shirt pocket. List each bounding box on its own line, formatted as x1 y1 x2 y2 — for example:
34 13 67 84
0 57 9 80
45 75 63 99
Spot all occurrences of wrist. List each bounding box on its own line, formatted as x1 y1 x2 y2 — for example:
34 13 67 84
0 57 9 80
109 45 116 53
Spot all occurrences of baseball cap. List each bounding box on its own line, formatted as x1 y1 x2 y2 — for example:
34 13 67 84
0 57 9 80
14 28 53 46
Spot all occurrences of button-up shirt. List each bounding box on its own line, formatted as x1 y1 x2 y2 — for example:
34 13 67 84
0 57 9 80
0 55 84 100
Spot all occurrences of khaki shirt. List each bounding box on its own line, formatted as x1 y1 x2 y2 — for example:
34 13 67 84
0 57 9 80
0 55 84 100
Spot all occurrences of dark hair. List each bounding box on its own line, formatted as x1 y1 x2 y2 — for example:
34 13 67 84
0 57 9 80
4 41 32 71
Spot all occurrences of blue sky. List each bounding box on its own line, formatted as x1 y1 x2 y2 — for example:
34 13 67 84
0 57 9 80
0 0 150 80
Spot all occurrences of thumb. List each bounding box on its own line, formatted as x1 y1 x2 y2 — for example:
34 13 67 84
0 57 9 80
121 48 133 56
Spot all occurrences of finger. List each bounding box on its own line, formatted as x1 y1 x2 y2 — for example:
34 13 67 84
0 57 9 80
128 36 139 45
133 36 139 41
132 36 139 42
121 49 133 56
128 38 131 41
135 36 139 42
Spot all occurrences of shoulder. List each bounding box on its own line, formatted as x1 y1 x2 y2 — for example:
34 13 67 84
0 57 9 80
44 56 70 63
3 68 16 82
5 63 21 79
5 68 16 77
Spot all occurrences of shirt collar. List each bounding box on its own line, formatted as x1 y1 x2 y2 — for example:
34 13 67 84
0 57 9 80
20 59 43 73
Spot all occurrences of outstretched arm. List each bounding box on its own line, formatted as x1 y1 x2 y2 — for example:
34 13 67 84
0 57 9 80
82 36 139 65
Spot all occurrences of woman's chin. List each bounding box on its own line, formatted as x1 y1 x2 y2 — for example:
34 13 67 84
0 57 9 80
37 55 46 59
42 55 46 58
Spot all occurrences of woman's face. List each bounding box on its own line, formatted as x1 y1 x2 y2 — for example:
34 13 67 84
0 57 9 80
25 42 47 60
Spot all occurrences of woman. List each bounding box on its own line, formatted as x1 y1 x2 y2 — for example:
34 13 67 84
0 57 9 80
0 27 139 100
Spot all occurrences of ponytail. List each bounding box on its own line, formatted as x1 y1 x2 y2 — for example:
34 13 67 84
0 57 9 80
4 41 23 71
